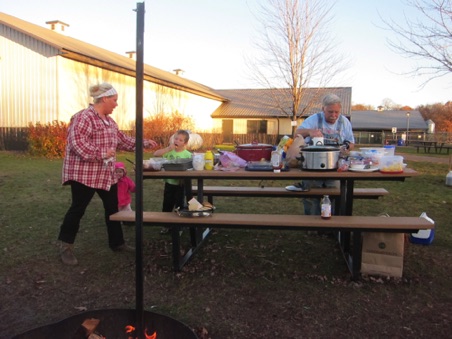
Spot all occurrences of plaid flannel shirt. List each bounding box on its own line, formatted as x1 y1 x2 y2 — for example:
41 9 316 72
62 105 135 191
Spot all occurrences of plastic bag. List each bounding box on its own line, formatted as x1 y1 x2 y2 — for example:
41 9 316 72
285 135 305 168
219 151 247 168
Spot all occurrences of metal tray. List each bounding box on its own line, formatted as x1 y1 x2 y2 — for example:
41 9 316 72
162 158 193 171
245 161 289 172
175 207 214 217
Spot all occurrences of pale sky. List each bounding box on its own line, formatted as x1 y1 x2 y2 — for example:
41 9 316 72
3 0 451 108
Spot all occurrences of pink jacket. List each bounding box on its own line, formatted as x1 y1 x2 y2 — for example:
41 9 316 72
115 162 136 208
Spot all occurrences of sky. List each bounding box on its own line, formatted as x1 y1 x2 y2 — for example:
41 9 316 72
2 0 451 108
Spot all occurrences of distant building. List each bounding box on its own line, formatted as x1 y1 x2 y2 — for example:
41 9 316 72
351 110 428 144
212 87 352 143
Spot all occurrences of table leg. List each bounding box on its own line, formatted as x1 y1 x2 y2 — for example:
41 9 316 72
351 231 362 280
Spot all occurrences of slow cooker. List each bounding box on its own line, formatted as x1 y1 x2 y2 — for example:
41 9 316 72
235 141 273 162
299 145 341 170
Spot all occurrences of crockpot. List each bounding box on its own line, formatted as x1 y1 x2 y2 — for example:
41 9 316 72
235 141 273 162
299 145 340 170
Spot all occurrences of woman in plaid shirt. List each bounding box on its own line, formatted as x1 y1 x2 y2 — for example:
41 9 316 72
58 83 157 265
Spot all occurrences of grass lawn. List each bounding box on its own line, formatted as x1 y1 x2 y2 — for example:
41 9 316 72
0 150 451 338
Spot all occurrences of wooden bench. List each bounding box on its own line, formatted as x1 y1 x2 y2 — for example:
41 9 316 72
111 211 433 280
192 186 389 212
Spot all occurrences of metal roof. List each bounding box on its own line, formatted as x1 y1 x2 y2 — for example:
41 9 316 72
0 12 227 102
211 87 352 118
351 110 428 131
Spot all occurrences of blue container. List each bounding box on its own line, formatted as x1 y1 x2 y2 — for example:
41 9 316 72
410 228 435 245
397 138 405 146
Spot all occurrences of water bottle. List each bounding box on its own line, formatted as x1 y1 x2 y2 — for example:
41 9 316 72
204 150 214 170
321 195 332 219
271 149 283 172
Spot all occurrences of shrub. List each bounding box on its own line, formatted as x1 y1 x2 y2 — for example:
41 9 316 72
27 121 68 158
140 112 195 146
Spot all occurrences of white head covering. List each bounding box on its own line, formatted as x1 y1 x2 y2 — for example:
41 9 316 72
93 87 117 99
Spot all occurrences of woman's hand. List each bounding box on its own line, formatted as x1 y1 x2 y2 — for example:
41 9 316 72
144 139 158 149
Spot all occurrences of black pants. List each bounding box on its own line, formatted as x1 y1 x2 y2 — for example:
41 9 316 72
58 181 124 249
162 182 185 212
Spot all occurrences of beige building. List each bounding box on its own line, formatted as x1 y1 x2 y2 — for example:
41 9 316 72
0 12 226 137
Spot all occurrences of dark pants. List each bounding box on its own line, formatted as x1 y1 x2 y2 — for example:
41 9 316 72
58 181 125 249
162 182 185 212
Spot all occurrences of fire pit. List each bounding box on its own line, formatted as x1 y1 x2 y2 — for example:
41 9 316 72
12 309 197 339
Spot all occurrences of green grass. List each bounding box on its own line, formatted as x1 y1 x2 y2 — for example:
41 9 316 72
0 151 451 338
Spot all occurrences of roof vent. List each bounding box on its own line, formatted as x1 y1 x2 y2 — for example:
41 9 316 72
125 51 136 60
173 68 184 76
45 20 69 34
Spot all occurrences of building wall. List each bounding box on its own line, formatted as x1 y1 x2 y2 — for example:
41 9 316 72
0 25 59 127
212 117 299 135
1 28 222 132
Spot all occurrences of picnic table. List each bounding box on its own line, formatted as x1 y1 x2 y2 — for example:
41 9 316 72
116 167 422 279
411 141 448 154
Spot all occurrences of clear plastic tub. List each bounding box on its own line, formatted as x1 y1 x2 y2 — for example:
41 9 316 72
379 155 404 173
383 145 396 156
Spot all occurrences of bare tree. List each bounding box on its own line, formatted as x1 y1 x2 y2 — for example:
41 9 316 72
381 98 402 111
382 0 452 87
247 0 348 135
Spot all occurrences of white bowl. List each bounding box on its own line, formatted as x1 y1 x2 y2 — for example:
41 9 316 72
350 164 366 170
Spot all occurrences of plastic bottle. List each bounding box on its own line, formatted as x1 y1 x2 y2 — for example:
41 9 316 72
271 149 283 172
321 195 332 219
204 150 214 170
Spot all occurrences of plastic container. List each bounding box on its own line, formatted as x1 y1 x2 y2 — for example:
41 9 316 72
410 229 435 245
410 212 435 245
360 147 385 165
383 145 396 156
192 153 205 171
446 170 452 187
379 155 404 173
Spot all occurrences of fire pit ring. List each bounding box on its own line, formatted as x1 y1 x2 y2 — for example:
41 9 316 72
12 308 198 339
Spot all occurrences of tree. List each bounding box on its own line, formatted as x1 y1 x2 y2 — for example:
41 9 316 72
417 102 452 132
351 103 374 111
380 98 401 110
382 0 452 87
248 0 348 135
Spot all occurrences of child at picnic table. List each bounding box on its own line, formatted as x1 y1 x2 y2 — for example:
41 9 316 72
115 161 136 212
153 130 192 233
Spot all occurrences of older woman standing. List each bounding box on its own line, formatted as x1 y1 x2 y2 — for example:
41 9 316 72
58 82 157 265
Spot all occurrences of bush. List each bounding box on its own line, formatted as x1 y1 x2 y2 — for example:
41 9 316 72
27 121 68 158
140 112 195 147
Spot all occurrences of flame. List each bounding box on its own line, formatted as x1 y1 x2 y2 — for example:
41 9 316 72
125 325 157 339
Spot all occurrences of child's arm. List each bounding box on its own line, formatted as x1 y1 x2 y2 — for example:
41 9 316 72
153 143 175 157
128 177 136 193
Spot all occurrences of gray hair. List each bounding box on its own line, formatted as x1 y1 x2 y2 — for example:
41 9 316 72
322 94 342 107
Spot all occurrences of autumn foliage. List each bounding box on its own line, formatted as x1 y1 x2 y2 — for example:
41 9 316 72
140 112 195 147
27 112 197 158
27 121 68 158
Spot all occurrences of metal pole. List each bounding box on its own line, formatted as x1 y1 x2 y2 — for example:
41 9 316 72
406 112 410 146
135 2 145 338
